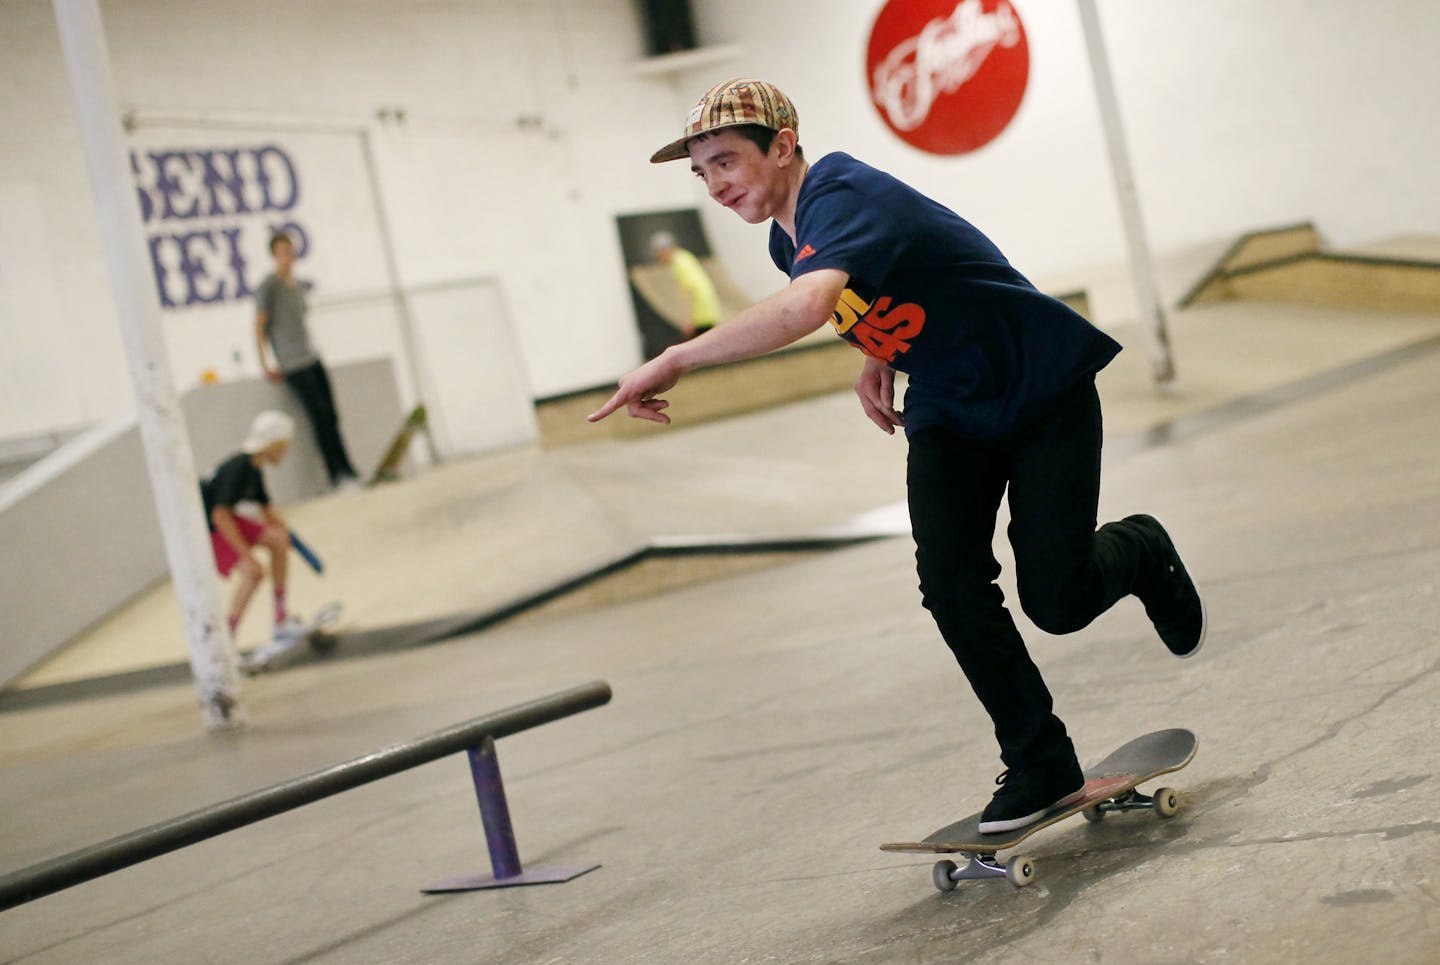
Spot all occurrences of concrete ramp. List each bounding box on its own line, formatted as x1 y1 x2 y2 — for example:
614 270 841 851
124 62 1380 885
1183 222 1440 313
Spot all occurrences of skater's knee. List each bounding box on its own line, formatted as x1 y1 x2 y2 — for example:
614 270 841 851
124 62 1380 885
1019 589 1090 636
235 556 264 581
258 525 288 552
1015 559 1101 635
917 568 1003 617
1026 607 1088 636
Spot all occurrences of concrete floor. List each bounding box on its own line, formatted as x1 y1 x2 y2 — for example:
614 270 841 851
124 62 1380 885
2 295 1440 962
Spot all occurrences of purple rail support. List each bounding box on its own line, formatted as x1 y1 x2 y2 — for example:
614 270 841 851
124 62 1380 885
422 735 600 893
471 736 521 879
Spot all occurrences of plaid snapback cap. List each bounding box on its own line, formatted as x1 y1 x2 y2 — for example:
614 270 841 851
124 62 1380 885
650 78 798 164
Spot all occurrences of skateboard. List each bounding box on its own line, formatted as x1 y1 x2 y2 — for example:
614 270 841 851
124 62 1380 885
368 404 429 486
882 728 1197 891
239 601 343 674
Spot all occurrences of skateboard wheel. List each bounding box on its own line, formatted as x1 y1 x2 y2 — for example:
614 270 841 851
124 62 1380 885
1153 787 1180 818
1005 855 1036 888
932 859 959 892
309 632 337 653
1082 805 1105 823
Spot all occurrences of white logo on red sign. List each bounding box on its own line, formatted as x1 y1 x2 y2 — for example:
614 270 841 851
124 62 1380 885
866 0 1030 156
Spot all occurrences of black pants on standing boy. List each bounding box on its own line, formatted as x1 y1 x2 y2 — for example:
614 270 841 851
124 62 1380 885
284 361 358 486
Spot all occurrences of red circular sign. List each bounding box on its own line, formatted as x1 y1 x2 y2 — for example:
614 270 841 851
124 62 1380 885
866 0 1030 156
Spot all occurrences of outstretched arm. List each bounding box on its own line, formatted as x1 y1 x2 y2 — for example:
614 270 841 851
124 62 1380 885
588 268 848 423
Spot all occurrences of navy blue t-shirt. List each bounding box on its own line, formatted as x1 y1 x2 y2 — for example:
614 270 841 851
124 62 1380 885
769 152 1120 439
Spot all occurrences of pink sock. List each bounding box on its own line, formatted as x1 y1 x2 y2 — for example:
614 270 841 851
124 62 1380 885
273 589 288 623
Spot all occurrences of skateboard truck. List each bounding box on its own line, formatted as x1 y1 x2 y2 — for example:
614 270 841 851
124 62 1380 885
934 853 1036 890
1081 786 1180 822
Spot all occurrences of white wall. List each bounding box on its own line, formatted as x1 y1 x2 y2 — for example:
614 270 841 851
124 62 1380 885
0 0 667 443
3 0 1439 445
686 0 1440 291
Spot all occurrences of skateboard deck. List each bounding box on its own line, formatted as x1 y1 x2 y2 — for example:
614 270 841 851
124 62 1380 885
240 601 344 675
882 728 1197 890
369 405 428 486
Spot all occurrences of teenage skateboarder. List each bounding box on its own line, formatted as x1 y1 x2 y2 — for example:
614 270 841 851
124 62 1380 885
589 79 1206 833
201 410 305 646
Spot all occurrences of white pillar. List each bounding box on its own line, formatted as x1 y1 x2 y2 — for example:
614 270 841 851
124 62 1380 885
1076 0 1176 385
357 129 438 465
52 0 246 731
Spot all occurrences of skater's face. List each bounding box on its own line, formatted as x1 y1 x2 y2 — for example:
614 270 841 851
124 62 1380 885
271 237 295 274
689 128 797 225
256 440 290 466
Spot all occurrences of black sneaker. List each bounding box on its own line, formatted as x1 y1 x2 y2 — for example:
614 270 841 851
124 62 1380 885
1128 514 1207 659
978 761 1086 834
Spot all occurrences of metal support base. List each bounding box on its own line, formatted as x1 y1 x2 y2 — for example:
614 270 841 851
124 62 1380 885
423 864 601 893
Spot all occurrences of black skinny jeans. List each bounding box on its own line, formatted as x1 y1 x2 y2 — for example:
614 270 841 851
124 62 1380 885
906 378 1154 773
284 361 357 485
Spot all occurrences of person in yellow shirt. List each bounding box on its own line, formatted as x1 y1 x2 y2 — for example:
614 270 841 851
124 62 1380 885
650 231 722 338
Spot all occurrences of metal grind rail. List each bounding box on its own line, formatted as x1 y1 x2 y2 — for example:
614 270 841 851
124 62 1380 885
0 680 611 912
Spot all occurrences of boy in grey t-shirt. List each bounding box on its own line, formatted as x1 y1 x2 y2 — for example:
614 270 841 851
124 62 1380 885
255 231 360 489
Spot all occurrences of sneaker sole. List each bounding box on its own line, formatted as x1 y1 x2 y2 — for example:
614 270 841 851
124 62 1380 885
978 787 1087 834
1174 593 1208 660
1140 514 1207 660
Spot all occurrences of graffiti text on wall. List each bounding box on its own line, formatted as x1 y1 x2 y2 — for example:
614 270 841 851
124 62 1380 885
131 144 310 309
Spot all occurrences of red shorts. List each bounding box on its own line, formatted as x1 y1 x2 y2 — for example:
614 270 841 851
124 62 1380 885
211 515 267 577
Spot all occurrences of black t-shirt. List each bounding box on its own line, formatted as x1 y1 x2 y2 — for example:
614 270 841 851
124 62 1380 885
199 452 269 530
769 152 1121 439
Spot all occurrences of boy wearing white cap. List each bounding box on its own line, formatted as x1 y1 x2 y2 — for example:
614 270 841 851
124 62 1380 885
589 79 1205 833
200 410 303 644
